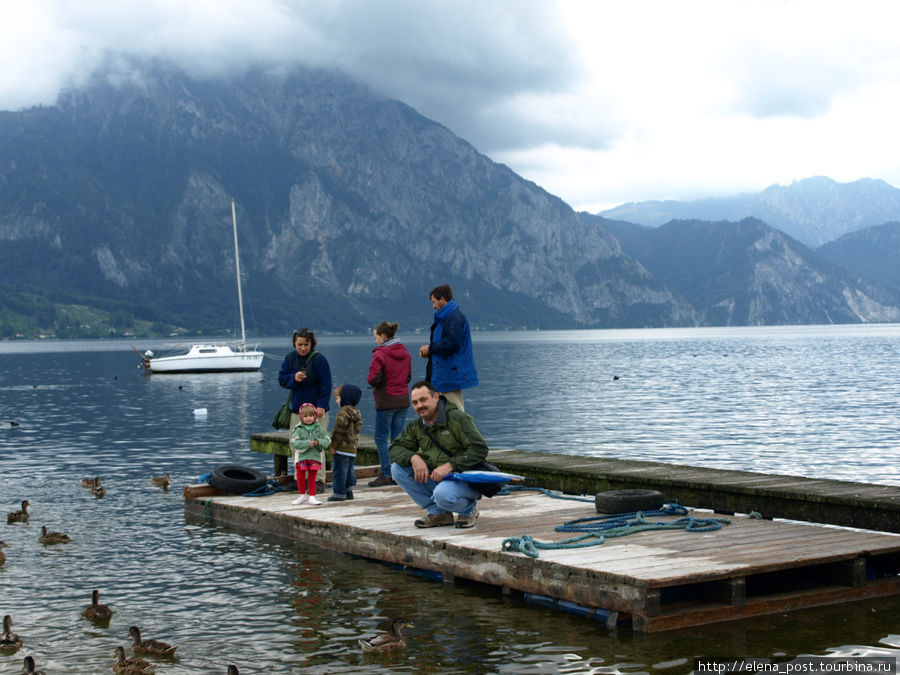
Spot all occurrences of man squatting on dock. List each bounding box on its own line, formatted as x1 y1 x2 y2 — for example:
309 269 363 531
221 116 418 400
389 380 488 529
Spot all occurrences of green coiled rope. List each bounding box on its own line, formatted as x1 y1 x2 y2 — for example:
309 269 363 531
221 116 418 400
501 505 730 558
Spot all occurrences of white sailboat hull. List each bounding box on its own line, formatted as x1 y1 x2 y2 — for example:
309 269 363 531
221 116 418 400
143 201 264 374
147 344 263 373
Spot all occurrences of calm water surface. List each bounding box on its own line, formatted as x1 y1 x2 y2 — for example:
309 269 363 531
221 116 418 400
1 325 899 673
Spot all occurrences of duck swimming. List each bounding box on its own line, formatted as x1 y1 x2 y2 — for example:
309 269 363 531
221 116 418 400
0 614 23 653
128 625 178 657
151 473 170 489
39 525 71 545
113 645 153 673
0 540 8 565
81 476 97 488
83 590 114 622
90 477 106 498
20 655 46 674
7 500 29 524
358 618 412 653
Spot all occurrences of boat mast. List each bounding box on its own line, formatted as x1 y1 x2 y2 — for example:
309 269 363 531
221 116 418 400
231 200 248 349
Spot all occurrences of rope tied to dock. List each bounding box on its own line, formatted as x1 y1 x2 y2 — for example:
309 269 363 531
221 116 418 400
497 485 595 502
241 480 286 497
501 505 730 558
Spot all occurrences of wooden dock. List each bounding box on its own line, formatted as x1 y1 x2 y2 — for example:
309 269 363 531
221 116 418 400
250 432 900 534
185 482 900 633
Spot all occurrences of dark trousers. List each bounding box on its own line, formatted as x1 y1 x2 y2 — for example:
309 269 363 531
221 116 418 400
331 453 357 496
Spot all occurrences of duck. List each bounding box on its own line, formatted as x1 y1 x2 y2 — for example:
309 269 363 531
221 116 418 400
39 525 71 545
0 540 8 565
113 645 153 674
90 477 106 498
81 476 97 488
0 614 23 653
20 655 46 675
7 500 29 524
358 618 412 653
151 473 170 489
227 666 239 675
83 589 114 622
128 625 178 657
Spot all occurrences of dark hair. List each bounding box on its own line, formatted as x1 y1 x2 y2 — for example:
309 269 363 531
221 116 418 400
292 328 317 350
429 284 453 302
410 379 436 395
374 321 399 340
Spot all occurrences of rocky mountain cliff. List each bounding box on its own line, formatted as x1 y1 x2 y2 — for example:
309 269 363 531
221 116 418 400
816 222 900 290
586 215 900 326
0 60 690 337
599 177 900 247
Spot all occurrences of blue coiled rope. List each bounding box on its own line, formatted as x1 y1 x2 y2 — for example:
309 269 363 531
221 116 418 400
195 472 285 497
242 480 286 497
501 502 730 558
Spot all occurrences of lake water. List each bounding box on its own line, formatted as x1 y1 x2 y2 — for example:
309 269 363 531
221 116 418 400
1 325 899 673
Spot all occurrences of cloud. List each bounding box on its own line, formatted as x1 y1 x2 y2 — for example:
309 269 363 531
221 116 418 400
0 0 593 152
720 37 864 120
294 1 595 151
5 0 900 211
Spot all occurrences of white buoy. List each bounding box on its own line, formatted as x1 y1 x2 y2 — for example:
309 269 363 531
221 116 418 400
192 408 208 416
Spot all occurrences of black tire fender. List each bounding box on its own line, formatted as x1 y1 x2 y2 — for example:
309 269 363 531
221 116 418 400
209 464 267 495
595 489 665 514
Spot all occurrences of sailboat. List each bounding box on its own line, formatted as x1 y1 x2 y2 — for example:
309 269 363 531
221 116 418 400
142 201 264 373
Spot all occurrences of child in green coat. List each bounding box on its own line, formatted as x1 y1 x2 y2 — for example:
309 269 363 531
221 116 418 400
290 402 331 505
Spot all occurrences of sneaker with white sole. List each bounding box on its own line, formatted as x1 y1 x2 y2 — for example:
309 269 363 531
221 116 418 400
292 494 308 505
455 508 479 529
414 512 455 528
307 495 322 505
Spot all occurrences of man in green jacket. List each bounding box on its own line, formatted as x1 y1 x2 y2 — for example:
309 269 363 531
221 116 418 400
389 380 488 529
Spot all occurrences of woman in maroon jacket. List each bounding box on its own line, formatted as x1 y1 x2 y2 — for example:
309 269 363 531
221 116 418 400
366 321 412 486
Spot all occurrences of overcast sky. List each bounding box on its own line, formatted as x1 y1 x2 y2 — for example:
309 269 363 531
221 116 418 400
3 0 900 211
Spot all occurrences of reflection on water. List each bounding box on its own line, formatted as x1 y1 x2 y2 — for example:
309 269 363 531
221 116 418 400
1 326 899 672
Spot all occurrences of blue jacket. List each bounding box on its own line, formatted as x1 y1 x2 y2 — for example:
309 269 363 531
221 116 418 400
277 350 333 413
427 300 478 391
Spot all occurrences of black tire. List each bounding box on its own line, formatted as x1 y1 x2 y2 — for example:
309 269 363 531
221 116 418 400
595 489 665 514
209 465 267 495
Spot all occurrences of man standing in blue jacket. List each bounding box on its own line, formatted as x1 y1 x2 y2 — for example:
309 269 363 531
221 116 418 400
418 284 478 411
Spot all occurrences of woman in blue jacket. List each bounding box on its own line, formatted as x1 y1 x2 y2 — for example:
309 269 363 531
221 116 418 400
278 328 333 472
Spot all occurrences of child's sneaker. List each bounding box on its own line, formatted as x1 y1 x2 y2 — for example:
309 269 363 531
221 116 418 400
307 495 322 505
292 494 308 505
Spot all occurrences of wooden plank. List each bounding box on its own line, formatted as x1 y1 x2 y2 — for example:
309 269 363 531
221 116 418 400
182 483 226 498
639 577 900 632
251 434 900 531
186 477 900 633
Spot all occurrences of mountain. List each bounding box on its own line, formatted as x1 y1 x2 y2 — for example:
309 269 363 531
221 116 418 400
0 59 692 338
599 177 900 247
585 214 900 325
816 222 900 290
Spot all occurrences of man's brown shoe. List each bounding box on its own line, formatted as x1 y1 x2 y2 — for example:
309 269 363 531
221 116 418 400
414 512 455 528
455 508 479 529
